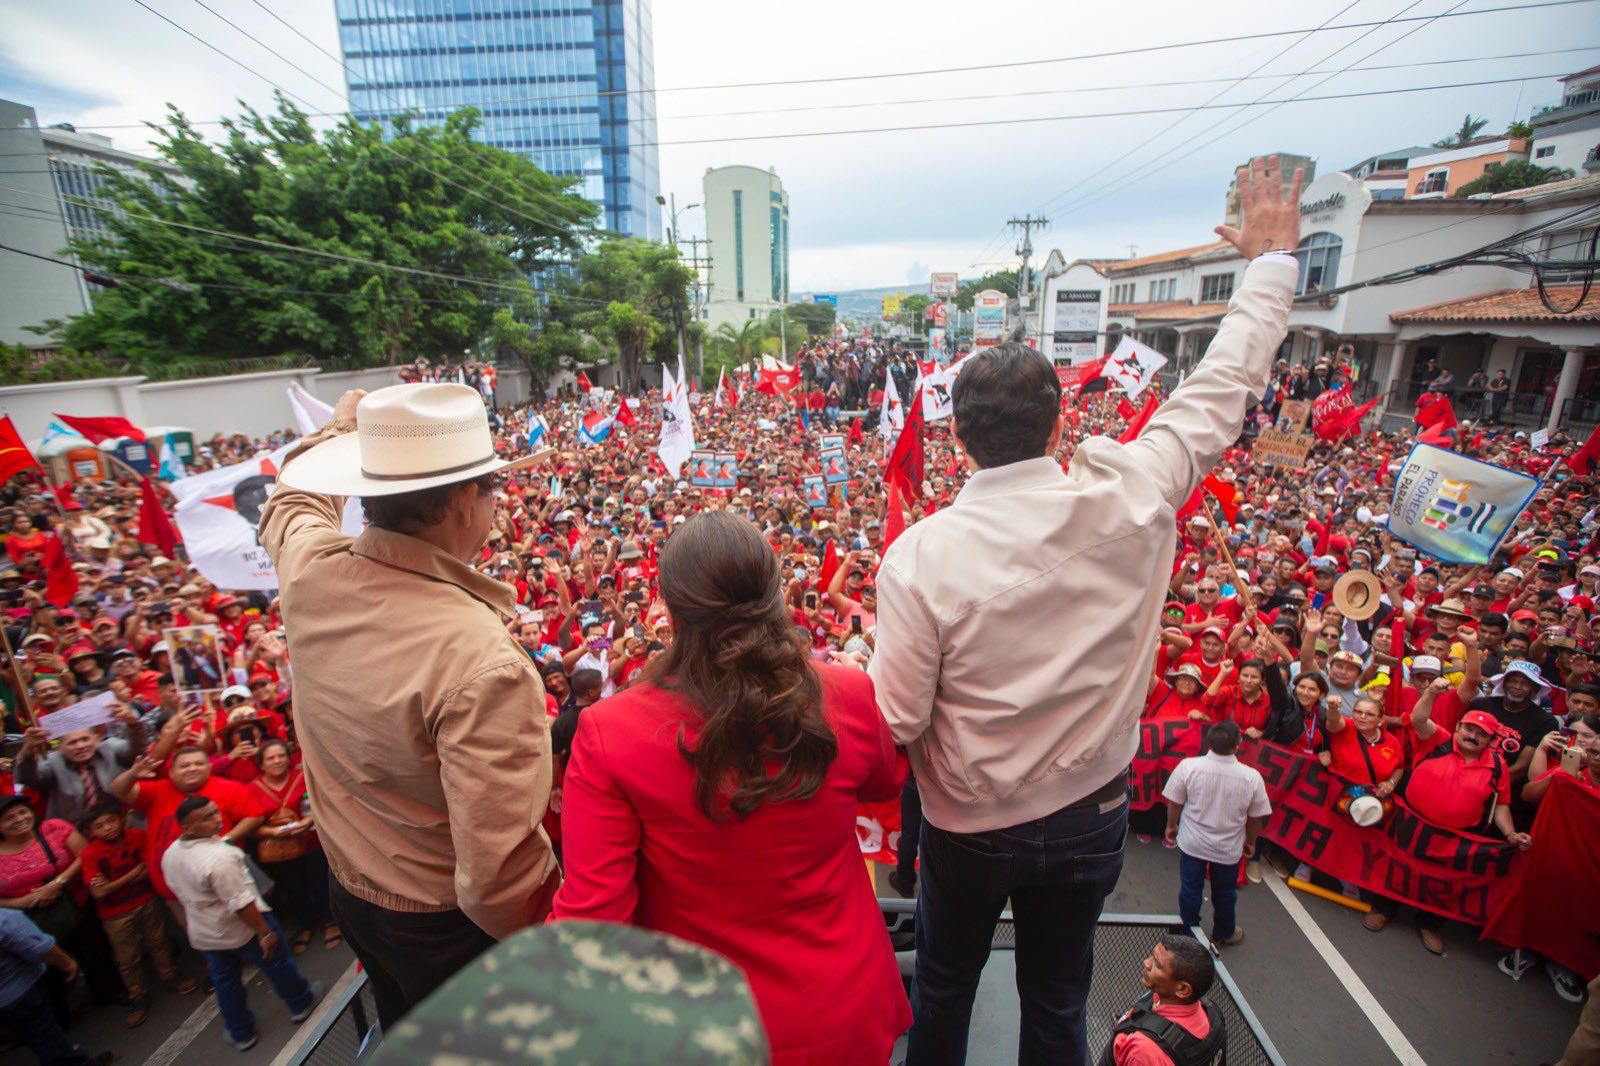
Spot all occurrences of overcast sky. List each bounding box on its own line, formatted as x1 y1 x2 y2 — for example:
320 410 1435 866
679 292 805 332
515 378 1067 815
2 0 1595 291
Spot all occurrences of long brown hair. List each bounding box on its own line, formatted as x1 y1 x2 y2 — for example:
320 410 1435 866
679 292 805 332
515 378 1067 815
647 511 836 820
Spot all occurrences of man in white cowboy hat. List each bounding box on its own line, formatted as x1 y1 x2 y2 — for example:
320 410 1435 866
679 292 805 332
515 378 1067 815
259 384 558 1031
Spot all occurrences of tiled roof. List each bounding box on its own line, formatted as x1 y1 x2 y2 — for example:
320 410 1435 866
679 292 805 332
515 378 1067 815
1106 241 1233 273
1391 286 1600 323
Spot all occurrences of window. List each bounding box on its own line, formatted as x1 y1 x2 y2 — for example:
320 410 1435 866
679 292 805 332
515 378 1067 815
1539 225 1598 282
1294 232 1343 295
1148 277 1176 302
1109 282 1135 304
1416 169 1448 195
1199 273 1234 303
1535 145 1555 159
1564 87 1598 107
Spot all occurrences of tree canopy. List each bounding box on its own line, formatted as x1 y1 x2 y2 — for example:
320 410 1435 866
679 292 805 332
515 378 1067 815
1453 160 1575 197
40 95 597 371
955 271 1018 311
1432 114 1490 149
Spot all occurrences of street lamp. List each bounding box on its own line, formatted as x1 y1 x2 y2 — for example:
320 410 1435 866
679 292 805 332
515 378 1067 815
657 193 700 249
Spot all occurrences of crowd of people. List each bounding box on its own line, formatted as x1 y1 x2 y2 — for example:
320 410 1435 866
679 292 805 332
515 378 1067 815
0 159 1595 1065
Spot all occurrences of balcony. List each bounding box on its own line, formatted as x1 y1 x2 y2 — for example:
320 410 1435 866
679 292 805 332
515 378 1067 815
1586 144 1600 173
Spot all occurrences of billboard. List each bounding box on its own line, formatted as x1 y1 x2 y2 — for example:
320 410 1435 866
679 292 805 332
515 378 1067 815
972 288 1008 349
882 294 903 319
812 294 838 307
930 272 959 296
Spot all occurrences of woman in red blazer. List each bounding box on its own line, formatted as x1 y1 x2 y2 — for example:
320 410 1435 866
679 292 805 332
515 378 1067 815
553 512 911 1064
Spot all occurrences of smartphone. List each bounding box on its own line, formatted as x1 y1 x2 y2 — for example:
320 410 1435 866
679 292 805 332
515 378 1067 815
850 615 863 635
624 590 645 604
578 599 602 617
591 637 613 651
633 624 646 640
805 592 818 608
1561 743 1585 776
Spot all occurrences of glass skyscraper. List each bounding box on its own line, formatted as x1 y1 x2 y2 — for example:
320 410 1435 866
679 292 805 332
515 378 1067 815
334 0 661 240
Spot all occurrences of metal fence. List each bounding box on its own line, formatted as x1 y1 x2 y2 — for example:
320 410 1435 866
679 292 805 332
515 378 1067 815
287 909 1283 1066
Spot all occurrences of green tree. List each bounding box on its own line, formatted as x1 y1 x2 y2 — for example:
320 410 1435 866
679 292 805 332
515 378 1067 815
1506 120 1533 139
785 300 836 338
712 319 767 365
895 293 932 333
537 237 694 391
1433 114 1490 149
1453 160 1575 197
38 95 596 371
0 343 113 385
955 271 1018 311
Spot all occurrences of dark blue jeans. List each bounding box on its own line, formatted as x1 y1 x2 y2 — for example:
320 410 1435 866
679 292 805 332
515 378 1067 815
200 915 315 1043
0 975 87 1064
905 793 1128 1066
1178 850 1238 941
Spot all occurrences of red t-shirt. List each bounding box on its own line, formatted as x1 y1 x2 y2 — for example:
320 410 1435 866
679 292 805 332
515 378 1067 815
131 777 268 899
1403 730 1509 831
1144 681 1207 722
1326 726 1404 786
1425 689 1468 735
1184 598 1242 628
1177 652 1226 687
1204 684 1272 733
80 829 154 917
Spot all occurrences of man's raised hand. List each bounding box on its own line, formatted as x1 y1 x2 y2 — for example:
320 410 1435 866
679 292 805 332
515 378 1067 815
1215 155 1304 260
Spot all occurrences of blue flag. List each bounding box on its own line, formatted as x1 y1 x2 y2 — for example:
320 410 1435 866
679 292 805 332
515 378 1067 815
157 438 187 480
527 414 549 450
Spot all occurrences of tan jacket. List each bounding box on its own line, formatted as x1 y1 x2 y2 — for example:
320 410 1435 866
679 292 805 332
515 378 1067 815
869 255 1297 833
259 425 558 938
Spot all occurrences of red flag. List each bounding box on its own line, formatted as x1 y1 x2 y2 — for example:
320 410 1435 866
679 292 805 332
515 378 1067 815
1073 358 1108 400
41 533 77 607
1567 422 1600 475
816 539 840 592
1313 387 1378 443
1385 619 1406 720
885 386 926 498
883 479 907 553
757 368 800 394
54 413 144 444
1482 773 1600 980
725 374 741 407
1116 394 1160 444
0 417 40 486
1414 394 1458 430
847 418 863 446
1116 396 1137 421
1418 423 1453 448
576 370 593 393
1176 474 1240 526
51 484 81 513
613 398 637 428
136 477 182 556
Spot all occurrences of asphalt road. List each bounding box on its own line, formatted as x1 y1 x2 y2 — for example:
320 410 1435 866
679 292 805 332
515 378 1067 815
3 839 1580 1065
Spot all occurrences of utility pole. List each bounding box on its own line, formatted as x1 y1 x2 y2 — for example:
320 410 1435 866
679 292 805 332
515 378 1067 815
1008 214 1049 344
682 236 713 382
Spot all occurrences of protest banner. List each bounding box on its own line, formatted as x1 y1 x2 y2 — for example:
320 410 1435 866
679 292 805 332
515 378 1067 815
1240 742 1525 925
166 625 228 694
1387 443 1539 565
713 452 739 489
821 447 850 485
803 475 828 510
40 690 119 739
1128 717 1207 810
1482 772 1600 980
688 450 715 488
1253 428 1316 468
1529 427 1549 451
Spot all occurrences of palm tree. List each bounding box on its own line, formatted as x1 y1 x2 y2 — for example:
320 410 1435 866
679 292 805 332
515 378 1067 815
1434 114 1490 149
714 320 765 363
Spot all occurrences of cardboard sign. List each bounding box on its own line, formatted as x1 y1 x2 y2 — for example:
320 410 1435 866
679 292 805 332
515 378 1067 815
1253 428 1316 467
1530 428 1549 451
40 691 119 739
713 452 738 488
803 475 828 510
1278 399 1311 430
687 450 715 488
821 447 850 485
820 433 845 452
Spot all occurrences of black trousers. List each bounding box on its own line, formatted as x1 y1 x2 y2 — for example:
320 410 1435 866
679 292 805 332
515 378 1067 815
328 879 497 1033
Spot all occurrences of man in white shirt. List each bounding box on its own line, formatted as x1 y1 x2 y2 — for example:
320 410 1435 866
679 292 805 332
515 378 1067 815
162 796 323 1052
870 157 1302 1065
1162 721 1272 947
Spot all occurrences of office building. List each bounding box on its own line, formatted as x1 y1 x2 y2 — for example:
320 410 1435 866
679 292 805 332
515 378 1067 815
702 165 789 329
0 99 181 347
334 0 661 240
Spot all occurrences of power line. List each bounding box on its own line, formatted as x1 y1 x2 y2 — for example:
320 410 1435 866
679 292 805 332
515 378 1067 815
5 0 1591 138
621 73 1582 148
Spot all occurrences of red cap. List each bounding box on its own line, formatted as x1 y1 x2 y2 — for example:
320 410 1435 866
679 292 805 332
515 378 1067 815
1200 626 1228 641
1511 609 1539 622
1571 595 1595 612
90 615 117 629
1459 710 1500 733
65 641 98 660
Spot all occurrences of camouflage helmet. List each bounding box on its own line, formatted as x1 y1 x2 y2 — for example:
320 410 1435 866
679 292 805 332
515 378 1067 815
373 920 770 1064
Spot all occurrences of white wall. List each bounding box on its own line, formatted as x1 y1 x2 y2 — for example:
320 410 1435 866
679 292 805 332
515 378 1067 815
0 365 409 443
1529 117 1600 175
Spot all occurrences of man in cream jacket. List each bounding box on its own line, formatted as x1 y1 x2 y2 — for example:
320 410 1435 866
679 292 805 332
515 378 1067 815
870 156 1304 1066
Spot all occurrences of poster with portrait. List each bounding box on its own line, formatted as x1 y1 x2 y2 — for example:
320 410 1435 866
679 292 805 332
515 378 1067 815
821 447 850 485
688 449 716 488
165 625 227 694
714 452 739 488
803 475 828 510
820 433 846 452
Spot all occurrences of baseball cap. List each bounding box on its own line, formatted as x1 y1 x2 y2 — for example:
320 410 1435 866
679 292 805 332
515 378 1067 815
1330 650 1363 667
220 685 252 703
1409 655 1443 675
1511 609 1540 622
1200 626 1227 641
1459 710 1500 733
1166 663 1204 684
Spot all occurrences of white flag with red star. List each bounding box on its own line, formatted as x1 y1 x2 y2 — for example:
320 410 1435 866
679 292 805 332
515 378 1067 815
878 368 903 438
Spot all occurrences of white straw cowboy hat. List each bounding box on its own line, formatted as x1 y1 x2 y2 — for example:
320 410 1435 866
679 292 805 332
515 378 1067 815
279 383 539 498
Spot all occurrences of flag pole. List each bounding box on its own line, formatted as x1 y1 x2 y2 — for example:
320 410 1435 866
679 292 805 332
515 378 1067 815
1202 496 1258 623
0 620 37 729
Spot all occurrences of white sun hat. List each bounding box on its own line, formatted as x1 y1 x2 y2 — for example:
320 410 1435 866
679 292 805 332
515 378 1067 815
279 383 540 497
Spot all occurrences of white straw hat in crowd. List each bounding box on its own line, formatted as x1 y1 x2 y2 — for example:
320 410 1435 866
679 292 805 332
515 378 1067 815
279 383 541 498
